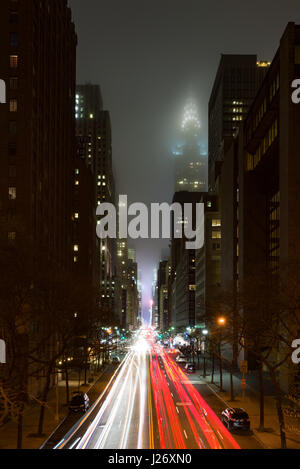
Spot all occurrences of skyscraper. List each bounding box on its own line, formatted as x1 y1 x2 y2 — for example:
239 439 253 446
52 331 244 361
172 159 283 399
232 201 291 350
208 55 269 189
75 84 116 317
170 191 205 328
115 240 139 328
0 0 77 396
173 100 207 193
0 0 77 270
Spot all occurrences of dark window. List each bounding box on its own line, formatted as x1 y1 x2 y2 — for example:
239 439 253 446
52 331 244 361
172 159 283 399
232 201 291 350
10 77 18 90
9 11 19 24
9 121 17 135
9 165 17 177
9 32 18 47
8 142 16 155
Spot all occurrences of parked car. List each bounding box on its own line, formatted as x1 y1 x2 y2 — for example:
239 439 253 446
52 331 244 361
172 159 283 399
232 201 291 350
184 363 196 374
112 356 121 364
69 392 90 413
221 408 250 431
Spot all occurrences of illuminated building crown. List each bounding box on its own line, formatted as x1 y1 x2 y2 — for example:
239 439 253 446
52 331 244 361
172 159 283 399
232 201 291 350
181 100 201 131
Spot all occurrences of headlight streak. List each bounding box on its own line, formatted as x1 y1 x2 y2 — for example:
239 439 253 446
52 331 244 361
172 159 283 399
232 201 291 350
137 349 147 449
76 336 149 450
76 351 134 449
56 355 128 449
56 330 240 451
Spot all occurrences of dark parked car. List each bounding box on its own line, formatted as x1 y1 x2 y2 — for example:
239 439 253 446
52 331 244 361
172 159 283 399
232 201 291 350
221 408 250 431
112 356 121 364
184 363 196 374
69 392 90 413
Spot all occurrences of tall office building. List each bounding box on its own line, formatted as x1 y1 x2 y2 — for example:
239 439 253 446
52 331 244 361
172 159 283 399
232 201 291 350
241 24 300 281
127 255 139 329
75 84 116 315
0 0 77 269
0 0 77 395
208 55 269 189
170 192 204 328
195 194 221 327
220 24 300 387
115 240 139 328
173 101 207 193
156 260 169 331
74 85 101 288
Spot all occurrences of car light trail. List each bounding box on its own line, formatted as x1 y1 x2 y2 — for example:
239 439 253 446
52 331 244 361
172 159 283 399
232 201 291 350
150 342 240 450
55 329 240 450
75 336 149 449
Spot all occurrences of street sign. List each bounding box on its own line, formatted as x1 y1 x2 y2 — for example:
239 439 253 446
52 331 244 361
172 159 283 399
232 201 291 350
240 360 248 374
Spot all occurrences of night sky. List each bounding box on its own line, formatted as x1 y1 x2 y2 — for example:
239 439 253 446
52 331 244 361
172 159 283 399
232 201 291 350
69 0 300 318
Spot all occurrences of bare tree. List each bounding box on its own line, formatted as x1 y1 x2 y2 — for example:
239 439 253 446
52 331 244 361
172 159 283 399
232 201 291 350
213 261 300 449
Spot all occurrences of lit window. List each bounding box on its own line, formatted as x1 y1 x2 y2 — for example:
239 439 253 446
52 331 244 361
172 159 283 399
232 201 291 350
9 99 17 112
74 256 78 263
74 245 79 252
8 186 16 200
212 231 221 239
75 180 79 186
8 231 16 241
74 213 79 219
10 55 18 68
212 219 221 227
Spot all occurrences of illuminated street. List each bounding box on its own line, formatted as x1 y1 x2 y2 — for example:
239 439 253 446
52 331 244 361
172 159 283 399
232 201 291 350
1 0 300 455
54 331 244 450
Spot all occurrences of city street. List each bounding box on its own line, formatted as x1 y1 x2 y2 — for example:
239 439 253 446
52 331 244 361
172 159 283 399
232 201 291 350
54 331 263 450
0 0 299 454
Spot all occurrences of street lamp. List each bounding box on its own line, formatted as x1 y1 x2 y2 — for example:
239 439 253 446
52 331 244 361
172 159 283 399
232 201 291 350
202 329 209 377
217 317 226 326
217 317 226 392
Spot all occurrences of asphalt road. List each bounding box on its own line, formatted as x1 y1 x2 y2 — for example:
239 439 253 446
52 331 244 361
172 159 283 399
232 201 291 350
52 332 263 450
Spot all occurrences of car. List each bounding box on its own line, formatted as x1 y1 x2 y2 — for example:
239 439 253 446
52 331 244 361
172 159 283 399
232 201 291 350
69 392 90 413
112 356 121 364
176 355 187 363
221 408 250 431
184 363 196 373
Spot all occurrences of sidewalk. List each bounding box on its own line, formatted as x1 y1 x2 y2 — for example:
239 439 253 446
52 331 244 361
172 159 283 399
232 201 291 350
197 364 300 449
0 367 108 450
